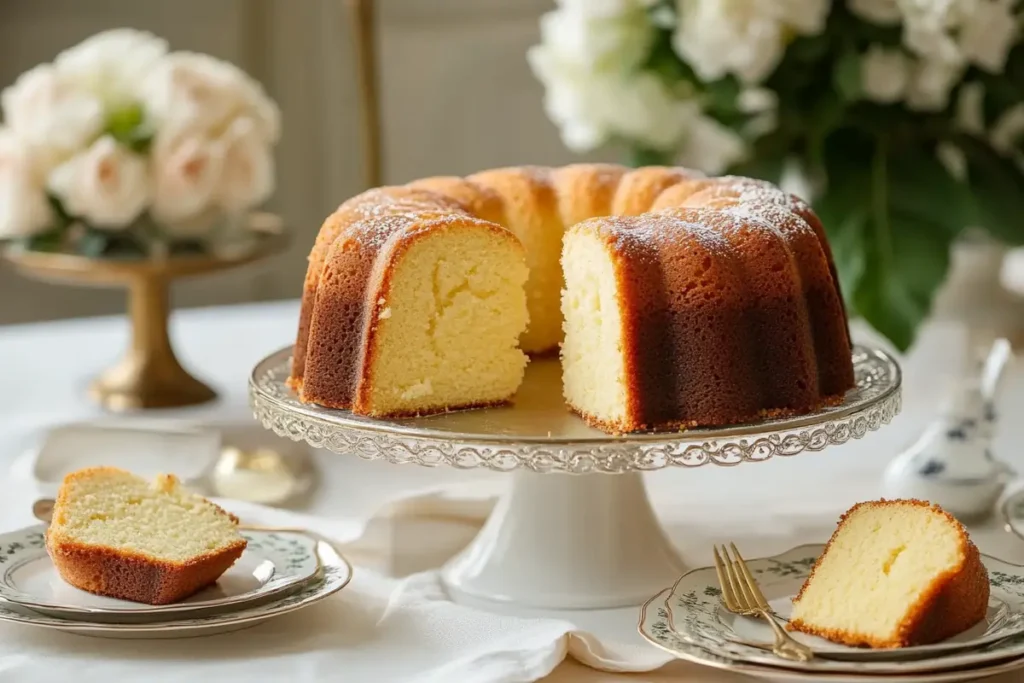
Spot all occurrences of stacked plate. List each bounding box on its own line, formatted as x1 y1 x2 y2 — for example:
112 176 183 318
639 544 1024 682
0 524 352 638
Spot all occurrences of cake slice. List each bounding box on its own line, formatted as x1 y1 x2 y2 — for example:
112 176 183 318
789 499 989 648
46 467 247 605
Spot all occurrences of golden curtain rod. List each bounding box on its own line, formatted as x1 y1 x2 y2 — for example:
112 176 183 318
346 0 383 189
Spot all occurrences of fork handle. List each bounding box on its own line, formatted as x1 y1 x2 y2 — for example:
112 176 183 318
754 608 814 662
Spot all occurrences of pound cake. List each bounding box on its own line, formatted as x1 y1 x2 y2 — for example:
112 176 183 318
291 163 855 431
46 467 247 605
789 499 989 648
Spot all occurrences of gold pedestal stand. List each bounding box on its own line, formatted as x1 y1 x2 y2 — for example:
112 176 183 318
4 216 287 412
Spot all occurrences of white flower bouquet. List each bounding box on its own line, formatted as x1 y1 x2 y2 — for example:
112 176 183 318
529 0 1024 350
0 29 280 258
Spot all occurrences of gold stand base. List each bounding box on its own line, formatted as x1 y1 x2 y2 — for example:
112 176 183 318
89 355 217 411
90 274 218 412
3 218 287 413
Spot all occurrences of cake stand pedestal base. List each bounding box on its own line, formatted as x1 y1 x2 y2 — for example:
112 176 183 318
441 470 684 610
88 275 216 411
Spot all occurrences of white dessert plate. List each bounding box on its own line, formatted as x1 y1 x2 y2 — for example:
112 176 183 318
640 588 1024 682
0 540 351 638
0 524 323 622
658 544 1024 665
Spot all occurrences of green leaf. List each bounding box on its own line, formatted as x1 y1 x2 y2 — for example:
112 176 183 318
817 131 954 351
888 148 970 239
22 229 64 253
106 104 144 138
852 248 920 352
890 215 953 311
629 146 674 167
960 136 1024 245
703 76 742 116
105 103 154 154
786 34 830 64
833 49 862 102
78 230 111 258
852 215 952 351
730 154 786 185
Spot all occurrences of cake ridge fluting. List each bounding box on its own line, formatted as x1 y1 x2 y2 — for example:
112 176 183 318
291 164 855 433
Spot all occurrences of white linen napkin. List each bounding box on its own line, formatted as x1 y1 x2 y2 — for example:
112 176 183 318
225 494 677 677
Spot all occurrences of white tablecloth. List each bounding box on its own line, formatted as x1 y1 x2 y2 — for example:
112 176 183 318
2 300 1024 682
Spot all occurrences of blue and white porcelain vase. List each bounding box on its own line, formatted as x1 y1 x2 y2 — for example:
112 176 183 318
883 339 1016 521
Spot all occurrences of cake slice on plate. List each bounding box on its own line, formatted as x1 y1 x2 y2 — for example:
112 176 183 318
46 466 247 605
789 499 989 648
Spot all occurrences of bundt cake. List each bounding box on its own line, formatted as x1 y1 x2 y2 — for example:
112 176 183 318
46 467 247 605
290 164 855 431
789 499 990 648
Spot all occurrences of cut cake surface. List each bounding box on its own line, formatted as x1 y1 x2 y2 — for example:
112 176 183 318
789 499 989 648
46 466 247 605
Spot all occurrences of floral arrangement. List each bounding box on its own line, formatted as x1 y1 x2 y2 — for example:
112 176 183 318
0 29 280 257
529 0 1024 350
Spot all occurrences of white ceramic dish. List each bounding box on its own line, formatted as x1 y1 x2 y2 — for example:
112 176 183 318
662 543 1024 662
0 524 323 622
640 588 1024 682
0 540 351 638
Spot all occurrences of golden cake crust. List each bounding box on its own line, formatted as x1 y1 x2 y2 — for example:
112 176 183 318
789 499 990 648
45 467 247 606
292 164 855 429
299 211 526 414
46 536 247 606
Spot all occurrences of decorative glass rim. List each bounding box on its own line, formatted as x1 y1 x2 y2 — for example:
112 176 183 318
249 344 902 473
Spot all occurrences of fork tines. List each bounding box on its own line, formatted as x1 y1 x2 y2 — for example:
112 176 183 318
713 543 771 612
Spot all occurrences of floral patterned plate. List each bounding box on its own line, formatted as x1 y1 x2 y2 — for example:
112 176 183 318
661 544 1024 663
640 588 1024 682
0 524 323 622
0 539 351 639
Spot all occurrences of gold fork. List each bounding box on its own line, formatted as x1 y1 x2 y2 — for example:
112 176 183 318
713 543 815 662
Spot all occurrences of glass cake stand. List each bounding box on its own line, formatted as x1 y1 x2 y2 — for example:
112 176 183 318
249 345 901 610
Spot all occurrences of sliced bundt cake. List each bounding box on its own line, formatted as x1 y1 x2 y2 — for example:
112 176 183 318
291 164 855 432
789 499 989 648
46 467 247 605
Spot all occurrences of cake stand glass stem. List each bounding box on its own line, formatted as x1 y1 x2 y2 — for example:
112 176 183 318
90 274 216 411
441 470 684 610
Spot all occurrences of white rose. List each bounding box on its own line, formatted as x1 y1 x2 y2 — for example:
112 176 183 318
936 142 967 180
0 129 53 239
991 104 1024 155
958 0 1017 73
47 136 149 229
54 28 167 110
609 74 696 151
737 88 778 138
677 114 746 174
673 0 787 84
529 40 614 151
149 129 225 226
0 64 104 155
141 52 280 143
861 47 911 104
530 44 693 152
956 81 985 134
906 56 963 111
538 3 653 72
898 0 966 63
850 0 901 24
216 116 275 213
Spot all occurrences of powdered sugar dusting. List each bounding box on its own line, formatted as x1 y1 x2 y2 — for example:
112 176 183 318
343 211 471 250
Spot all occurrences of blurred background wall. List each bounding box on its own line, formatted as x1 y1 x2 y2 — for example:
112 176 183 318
0 0 596 324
